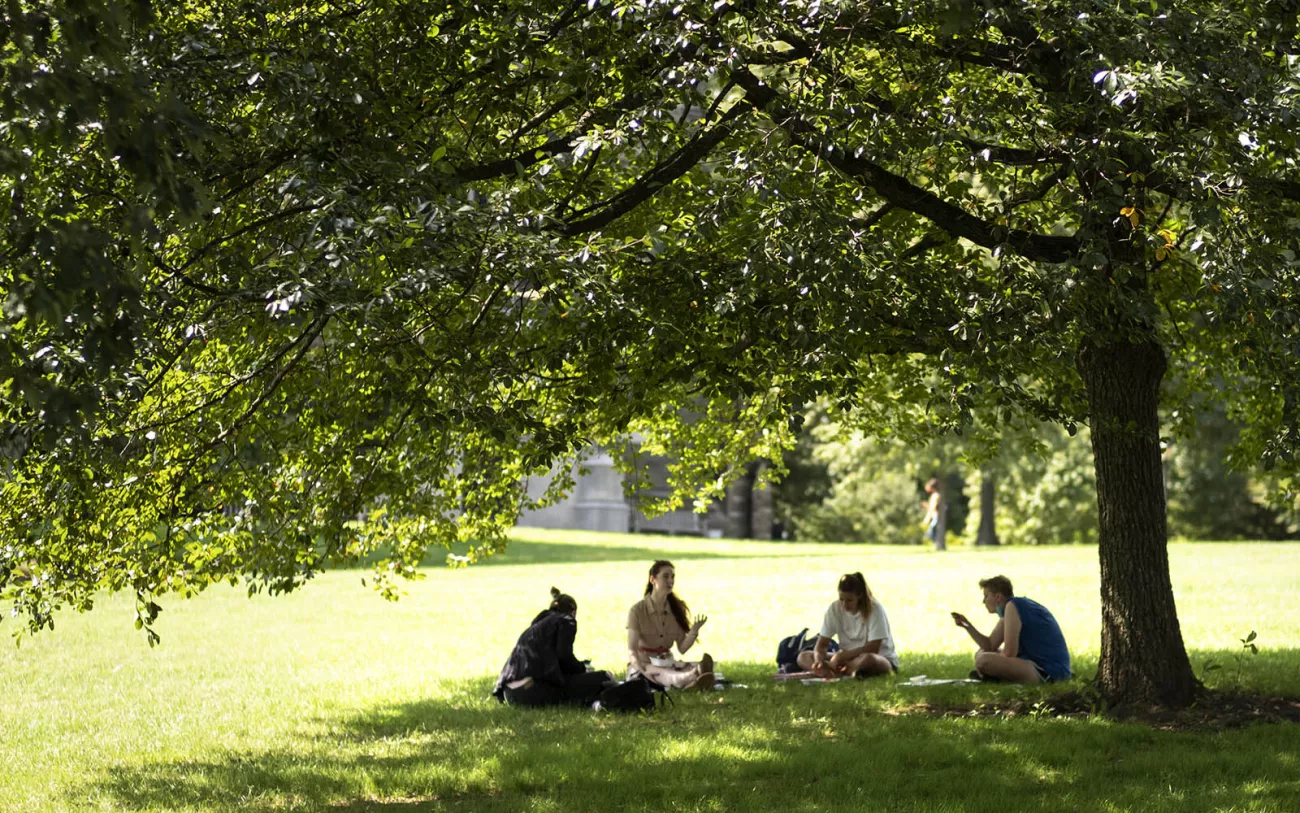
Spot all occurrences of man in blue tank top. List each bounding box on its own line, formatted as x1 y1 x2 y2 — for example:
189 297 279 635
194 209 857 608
950 575 1071 683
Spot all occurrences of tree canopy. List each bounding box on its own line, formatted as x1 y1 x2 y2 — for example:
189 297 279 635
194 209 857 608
4 0 1300 703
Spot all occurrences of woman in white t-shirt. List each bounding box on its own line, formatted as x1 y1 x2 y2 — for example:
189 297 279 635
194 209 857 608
796 572 899 678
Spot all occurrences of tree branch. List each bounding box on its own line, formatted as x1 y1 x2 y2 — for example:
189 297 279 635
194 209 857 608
850 203 894 231
960 138 1058 166
733 69 1078 264
554 146 603 219
132 314 328 436
558 103 751 236
212 312 330 448
177 205 318 275
452 94 639 182
1004 161 1073 208
898 233 952 261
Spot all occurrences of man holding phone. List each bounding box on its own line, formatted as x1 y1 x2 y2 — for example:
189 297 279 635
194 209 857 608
952 575 1071 683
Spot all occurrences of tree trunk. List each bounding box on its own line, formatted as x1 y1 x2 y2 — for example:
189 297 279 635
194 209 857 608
1077 338 1198 708
975 470 999 546
723 465 754 538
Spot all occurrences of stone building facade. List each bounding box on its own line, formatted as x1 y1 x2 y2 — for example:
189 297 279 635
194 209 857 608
517 450 775 539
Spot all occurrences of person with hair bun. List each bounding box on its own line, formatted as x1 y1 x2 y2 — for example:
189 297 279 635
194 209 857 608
626 560 715 690
493 587 614 706
797 572 899 678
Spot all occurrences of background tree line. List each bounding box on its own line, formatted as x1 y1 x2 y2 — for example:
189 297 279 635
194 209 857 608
776 401 1300 545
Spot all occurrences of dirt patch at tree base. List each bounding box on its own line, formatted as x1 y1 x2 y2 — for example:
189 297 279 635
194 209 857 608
909 691 1300 731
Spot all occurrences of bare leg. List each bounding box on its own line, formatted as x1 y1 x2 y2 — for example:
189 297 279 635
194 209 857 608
687 653 715 690
974 651 1043 683
640 654 714 689
797 649 836 676
847 652 893 678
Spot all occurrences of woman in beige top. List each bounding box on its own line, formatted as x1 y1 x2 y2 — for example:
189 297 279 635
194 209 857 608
626 560 714 690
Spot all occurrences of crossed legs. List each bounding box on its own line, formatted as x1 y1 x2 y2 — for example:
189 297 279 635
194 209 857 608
635 653 715 690
973 650 1043 683
795 649 893 678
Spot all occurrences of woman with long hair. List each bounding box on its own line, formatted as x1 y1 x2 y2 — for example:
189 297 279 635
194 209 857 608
626 560 715 690
493 587 614 706
796 572 899 678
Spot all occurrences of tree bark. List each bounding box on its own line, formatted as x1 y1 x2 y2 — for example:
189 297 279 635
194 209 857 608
1077 338 1198 708
975 470 999 546
724 465 755 539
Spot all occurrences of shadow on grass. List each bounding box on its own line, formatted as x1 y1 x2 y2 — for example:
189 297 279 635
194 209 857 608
81 657 1300 813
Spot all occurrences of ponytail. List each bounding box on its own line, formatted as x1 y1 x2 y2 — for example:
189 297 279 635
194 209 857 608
837 572 873 622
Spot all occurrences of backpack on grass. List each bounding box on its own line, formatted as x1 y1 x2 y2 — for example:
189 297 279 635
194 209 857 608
776 628 838 670
592 676 674 714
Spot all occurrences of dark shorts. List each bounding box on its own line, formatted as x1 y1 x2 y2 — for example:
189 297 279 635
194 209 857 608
1024 659 1069 683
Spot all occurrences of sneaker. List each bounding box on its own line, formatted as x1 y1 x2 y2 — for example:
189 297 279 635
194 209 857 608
969 669 1003 683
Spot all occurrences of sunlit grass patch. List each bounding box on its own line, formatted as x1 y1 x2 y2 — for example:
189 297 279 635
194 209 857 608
1 530 1298 811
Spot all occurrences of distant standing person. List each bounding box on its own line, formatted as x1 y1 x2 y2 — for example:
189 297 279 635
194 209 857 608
922 477 947 550
797 572 899 678
493 588 613 706
951 575 1071 683
627 560 715 690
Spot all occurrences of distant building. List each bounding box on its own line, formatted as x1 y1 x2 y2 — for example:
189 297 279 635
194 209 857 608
517 448 774 539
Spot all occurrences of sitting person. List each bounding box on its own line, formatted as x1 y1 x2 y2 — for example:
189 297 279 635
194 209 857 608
493 588 613 706
952 575 1071 683
626 560 714 690
797 572 899 678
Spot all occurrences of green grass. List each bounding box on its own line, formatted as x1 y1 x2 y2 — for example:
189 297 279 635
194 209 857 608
3 530 1299 812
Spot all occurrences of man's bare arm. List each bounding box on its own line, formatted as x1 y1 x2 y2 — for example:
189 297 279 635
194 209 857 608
952 611 994 651
1000 603 1021 658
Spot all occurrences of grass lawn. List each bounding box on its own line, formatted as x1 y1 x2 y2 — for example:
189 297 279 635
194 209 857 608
3 530 1299 812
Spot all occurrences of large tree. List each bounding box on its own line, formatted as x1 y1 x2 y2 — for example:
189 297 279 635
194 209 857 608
4 0 1299 706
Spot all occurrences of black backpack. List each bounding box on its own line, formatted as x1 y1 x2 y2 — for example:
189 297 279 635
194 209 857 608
592 676 674 713
776 627 838 669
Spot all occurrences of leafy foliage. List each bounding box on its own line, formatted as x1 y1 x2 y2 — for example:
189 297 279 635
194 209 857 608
1165 404 1293 540
779 411 972 544
793 430 928 545
992 424 1098 545
4 0 1300 690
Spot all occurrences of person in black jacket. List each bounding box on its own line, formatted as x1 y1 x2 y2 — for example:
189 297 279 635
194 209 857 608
493 588 614 707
